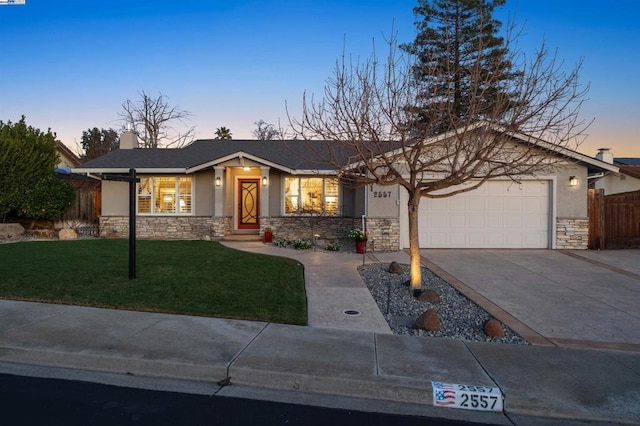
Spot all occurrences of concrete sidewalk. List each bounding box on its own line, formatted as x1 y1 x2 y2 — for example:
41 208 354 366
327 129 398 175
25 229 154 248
1 299 639 425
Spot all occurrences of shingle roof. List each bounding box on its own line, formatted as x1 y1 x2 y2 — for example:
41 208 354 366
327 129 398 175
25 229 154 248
618 164 640 180
77 139 347 172
615 158 640 166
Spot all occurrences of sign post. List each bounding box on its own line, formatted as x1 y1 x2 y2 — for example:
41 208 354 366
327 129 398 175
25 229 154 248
103 169 140 279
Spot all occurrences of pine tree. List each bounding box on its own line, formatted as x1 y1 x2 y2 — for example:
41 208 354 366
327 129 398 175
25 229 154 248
401 0 518 133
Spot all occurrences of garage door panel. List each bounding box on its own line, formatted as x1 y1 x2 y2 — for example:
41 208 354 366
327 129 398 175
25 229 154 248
486 216 504 229
467 198 484 211
419 180 549 249
505 215 523 229
504 198 524 212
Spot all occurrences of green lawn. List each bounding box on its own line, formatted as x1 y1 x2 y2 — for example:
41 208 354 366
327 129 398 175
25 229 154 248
0 240 307 325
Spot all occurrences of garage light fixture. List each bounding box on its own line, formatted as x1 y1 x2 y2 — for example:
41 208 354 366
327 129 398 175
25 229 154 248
569 176 578 187
215 177 221 187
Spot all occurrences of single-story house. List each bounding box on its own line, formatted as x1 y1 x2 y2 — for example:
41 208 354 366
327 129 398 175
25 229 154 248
591 148 640 195
74 127 618 250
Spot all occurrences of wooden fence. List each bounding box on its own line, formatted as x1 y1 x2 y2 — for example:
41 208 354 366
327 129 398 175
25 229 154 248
588 188 640 249
58 174 101 224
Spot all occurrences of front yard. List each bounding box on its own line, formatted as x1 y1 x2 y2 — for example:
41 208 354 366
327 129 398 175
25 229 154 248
0 240 307 325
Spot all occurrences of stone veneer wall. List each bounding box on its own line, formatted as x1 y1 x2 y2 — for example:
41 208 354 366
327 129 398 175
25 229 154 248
260 216 400 251
100 216 232 240
556 217 588 249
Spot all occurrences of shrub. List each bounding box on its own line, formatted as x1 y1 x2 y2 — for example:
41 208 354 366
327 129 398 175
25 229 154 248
324 241 342 251
292 239 312 250
272 237 290 248
20 176 75 221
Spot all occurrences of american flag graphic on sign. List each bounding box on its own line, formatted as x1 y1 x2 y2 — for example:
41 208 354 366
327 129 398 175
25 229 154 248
432 381 455 390
434 389 456 406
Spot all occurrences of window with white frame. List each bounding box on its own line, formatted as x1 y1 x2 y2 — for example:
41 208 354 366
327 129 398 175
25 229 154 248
137 176 192 214
284 177 339 215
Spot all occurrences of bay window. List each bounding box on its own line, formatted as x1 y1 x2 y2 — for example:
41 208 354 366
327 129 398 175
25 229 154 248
137 176 192 214
284 177 339 215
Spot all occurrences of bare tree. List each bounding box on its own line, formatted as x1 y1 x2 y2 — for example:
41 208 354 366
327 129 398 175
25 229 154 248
119 91 195 148
252 119 280 140
289 30 589 293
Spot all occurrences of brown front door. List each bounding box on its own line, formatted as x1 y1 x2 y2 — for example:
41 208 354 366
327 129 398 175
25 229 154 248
238 179 260 230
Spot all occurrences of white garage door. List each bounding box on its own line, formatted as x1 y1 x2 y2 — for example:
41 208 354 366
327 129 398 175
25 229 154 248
419 180 550 248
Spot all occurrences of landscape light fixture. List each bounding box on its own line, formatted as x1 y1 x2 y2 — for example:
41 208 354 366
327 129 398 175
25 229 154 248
569 176 578 187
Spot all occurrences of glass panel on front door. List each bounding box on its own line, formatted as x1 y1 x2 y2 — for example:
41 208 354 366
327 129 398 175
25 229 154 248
238 179 260 229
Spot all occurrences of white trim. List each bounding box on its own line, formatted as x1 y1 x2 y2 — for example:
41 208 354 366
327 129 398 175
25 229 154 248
136 176 194 216
549 176 558 249
73 167 186 174
186 151 294 174
281 176 341 216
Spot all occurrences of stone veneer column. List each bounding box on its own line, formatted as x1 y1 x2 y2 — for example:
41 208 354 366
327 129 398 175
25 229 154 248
556 217 588 249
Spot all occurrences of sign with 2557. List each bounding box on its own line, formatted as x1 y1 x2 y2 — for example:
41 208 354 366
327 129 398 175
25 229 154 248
432 381 503 412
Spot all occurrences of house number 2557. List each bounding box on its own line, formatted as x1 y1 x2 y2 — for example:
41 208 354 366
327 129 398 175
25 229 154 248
372 191 392 198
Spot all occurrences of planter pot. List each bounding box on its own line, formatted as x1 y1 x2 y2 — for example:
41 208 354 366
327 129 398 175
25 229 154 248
264 231 273 243
356 240 367 254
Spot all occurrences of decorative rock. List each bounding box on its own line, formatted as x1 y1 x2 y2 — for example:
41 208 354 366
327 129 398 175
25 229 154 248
32 229 55 239
414 309 440 331
417 289 441 304
58 228 78 240
388 261 403 274
0 223 25 239
483 319 506 338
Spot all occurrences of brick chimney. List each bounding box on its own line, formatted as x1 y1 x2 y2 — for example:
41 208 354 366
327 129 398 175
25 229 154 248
595 148 613 164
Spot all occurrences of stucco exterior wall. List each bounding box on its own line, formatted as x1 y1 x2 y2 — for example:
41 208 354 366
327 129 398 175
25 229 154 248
555 163 588 218
101 180 128 216
194 170 215 215
595 173 640 195
366 184 401 217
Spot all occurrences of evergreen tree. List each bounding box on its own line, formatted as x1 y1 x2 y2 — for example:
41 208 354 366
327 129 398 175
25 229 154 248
401 0 518 133
0 116 59 219
80 127 119 161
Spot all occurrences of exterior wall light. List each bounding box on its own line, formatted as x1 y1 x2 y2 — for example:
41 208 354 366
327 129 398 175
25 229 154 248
569 176 578 187
262 176 268 186
215 176 221 187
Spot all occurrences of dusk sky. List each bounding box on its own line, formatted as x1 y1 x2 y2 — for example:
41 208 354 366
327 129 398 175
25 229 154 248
1 1 638 158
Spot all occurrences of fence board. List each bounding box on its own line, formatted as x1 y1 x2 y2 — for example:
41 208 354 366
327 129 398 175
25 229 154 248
604 190 640 249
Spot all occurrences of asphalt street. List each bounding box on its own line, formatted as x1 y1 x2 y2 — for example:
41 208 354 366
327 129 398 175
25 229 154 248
0 374 488 426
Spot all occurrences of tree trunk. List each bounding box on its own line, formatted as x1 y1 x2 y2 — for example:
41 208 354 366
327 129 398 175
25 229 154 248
407 190 422 295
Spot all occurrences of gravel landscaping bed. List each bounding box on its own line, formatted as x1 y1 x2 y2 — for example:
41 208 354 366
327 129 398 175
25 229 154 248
358 263 529 345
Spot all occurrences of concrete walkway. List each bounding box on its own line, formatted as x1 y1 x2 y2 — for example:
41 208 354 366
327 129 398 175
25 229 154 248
220 241 392 334
0 243 639 424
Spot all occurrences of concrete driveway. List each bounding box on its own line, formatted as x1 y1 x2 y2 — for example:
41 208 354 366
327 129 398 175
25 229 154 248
419 249 640 351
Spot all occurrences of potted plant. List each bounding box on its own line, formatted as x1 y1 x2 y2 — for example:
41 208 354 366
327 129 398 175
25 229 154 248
263 226 273 243
348 228 367 254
